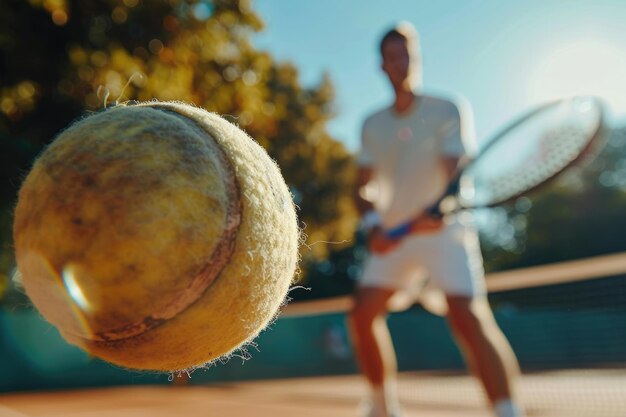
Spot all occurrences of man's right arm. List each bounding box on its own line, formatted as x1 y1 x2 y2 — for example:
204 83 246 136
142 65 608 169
354 165 402 254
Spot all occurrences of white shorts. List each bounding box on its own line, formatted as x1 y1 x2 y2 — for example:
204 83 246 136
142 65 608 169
359 217 486 312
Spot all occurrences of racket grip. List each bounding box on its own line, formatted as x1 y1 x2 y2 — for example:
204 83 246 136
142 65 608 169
384 222 412 239
385 205 444 239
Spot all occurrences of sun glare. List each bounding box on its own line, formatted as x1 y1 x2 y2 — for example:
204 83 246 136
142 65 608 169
62 265 92 313
528 39 626 113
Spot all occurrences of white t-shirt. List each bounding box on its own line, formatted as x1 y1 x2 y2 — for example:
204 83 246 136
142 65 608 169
358 94 476 230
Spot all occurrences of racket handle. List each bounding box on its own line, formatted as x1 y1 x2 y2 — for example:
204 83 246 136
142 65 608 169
384 176 462 238
384 210 445 239
384 222 412 239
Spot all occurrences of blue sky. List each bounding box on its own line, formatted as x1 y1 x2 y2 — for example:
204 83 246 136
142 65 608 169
253 0 626 152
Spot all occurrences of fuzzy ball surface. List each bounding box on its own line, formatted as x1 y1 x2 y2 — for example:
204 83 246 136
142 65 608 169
13 102 299 371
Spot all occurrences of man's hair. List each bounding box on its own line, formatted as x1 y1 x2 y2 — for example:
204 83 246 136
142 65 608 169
379 21 420 58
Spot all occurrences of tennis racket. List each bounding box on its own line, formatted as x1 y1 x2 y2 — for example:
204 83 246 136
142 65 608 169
385 95 608 239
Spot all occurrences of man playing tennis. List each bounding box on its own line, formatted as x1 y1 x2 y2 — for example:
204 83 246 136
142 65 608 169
350 22 524 417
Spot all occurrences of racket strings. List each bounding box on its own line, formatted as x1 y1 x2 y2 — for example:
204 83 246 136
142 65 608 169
485 126 589 198
460 98 602 207
465 124 590 204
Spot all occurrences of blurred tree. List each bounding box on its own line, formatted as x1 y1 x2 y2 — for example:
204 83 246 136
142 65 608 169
0 0 357 299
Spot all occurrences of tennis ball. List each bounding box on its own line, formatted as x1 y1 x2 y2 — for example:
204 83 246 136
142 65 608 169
13 101 299 371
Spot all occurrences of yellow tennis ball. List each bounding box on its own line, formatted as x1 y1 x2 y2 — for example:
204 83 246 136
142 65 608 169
13 101 299 371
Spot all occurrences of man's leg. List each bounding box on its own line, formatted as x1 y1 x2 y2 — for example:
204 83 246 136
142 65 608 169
446 295 523 417
349 286 399 417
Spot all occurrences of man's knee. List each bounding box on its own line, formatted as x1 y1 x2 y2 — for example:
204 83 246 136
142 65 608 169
349 288 393 331
350 300 381 330
446 296 495 340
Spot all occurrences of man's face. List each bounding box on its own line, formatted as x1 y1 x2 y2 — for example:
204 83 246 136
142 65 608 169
381 38 414 88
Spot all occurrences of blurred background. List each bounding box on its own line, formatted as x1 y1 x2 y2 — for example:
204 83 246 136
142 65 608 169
1 0 626 415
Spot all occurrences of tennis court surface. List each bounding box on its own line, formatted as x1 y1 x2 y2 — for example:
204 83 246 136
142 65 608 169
1 369 626 417
2 253 625 417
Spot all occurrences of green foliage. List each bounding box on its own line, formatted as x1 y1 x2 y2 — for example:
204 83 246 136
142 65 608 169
0 0 358 303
